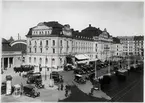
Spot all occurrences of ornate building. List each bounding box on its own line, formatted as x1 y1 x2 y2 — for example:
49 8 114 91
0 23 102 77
26 21 115 70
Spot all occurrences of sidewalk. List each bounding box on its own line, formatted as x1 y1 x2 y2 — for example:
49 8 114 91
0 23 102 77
73 80 111 100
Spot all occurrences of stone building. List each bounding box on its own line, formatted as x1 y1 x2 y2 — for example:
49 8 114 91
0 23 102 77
25 21 114 70
1 38 27 70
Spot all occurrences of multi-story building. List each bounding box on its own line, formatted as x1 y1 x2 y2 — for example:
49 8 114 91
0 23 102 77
25 21 114 70
111 37 123 61
118 36 134 56
134 36 144 57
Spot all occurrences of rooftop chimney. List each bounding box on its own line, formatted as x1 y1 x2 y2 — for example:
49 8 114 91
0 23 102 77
89 24 91 27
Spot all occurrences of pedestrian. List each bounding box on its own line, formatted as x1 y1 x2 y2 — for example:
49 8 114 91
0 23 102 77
61 83 64 91
65 87 68 97
90 88 94 95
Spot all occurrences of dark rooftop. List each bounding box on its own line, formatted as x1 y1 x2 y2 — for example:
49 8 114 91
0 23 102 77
134 36 144 41
2 38 27 53
113 37 121 44
81 25 102 37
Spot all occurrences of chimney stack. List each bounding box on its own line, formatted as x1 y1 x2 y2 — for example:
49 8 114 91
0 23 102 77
89 24 91 27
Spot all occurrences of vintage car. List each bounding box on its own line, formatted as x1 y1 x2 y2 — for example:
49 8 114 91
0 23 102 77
27 72 42 84
116 69 128 81
74 74 86 84
50 72 63 83
23 85 40 98
22 70 34 78
1 82 6 95
73 69 84 75
35 79 44 89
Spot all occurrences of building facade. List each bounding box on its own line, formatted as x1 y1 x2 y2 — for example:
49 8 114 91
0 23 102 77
118 36 134 56
118 36 144 58
26 21 114 69
134 36 144 57
1 38 27 70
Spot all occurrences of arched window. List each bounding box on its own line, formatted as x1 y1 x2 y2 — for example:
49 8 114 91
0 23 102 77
53 40 55 46
39 58 42 64
53 48 55 53
46 40 48 46
40 48 42 53
40 41 42 46
52 58 55 66
45 58 48 64
29 57 31 63
60 40 62 46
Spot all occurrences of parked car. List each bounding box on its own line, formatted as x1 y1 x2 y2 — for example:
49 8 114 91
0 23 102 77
50 71 63 83
74 74 86 84
1 82 6 95
23 85 40 98
35 79 44 89
23 70 34 78
116 69 128 81
73 69 83 75
27 72 42 84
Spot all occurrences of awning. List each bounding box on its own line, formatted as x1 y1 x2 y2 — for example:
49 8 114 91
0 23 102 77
77 60 89 64
88 58 98 62
75 54 89 60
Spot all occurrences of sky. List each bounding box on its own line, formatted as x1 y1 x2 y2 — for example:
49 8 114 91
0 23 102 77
1 1 144 40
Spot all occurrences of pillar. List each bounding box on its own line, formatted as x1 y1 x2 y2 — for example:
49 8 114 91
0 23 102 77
6 75 12 95
7 57 9 68
1 58 4 69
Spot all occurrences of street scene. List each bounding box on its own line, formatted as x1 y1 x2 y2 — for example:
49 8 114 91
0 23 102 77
1 1 144 102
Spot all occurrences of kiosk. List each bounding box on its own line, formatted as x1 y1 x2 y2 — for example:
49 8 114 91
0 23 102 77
6 75 12 95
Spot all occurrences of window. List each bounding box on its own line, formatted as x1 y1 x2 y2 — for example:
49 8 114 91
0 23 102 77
45 58 48 64
60 58 62 64
53 48 55 53
29 57 31 63
52 58 55 66
29 48 31 53
39 58 42 64
46 40 48 46
35 48 37 53
34 57 36 63
35 41 37 46
67 41 68 47
40 41 42 46
29 41 31 45
46 48 48 50
53 40 55 46
60 40 62 46
40 48 42 53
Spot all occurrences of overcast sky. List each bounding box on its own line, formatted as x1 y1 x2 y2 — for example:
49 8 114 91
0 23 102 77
1 1 144 40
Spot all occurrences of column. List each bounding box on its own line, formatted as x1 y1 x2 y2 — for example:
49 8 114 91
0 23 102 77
7 57 9 69
1 58 4 69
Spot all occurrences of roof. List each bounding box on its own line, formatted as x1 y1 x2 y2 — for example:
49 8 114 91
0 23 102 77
2 38 9 44
113 37 120 43
2 38 27 53
26 21 63 37
81 25 102 37
134 36 144 41
8 36 14 43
